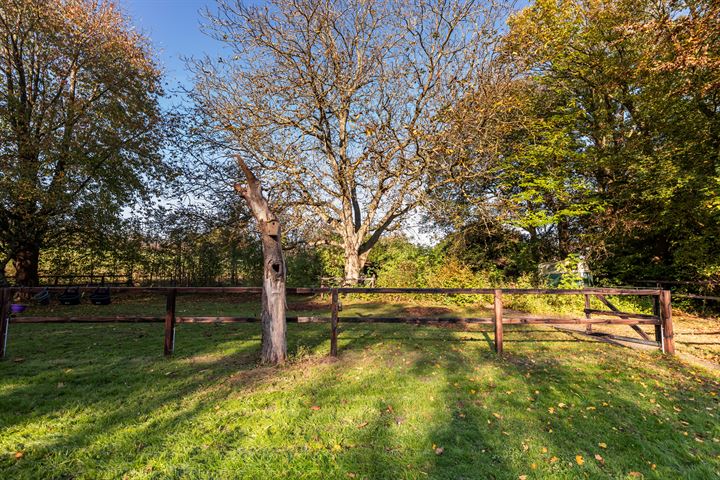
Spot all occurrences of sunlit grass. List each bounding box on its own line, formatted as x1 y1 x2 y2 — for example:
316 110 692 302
1 319 718 479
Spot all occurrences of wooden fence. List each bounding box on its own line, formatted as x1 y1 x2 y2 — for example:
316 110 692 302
633 279 720 302
0 286 674 359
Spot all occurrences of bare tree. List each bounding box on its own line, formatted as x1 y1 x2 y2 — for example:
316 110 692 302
234 156 287 364
190 0 507 283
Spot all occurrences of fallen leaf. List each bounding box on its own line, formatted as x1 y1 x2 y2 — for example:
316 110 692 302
386 405 394 413
548 407 555 414
576 455 585 465
15 451 24 459
595 454 604 464
357 421 368 429
628 473 643 478
435 446 444 455
549 456 558 463
493 412 502 419
310 405 321 411
598 442 607 449
541 447 548 453
519 476 527 480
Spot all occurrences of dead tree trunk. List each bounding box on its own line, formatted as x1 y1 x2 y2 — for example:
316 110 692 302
234 156 287 364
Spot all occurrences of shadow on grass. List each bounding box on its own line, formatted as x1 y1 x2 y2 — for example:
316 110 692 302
0 322 718 479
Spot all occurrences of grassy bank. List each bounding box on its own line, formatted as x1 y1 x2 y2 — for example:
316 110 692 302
1 320 718 479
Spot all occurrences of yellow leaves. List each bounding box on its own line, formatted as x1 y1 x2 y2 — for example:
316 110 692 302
547 407 555 414
575 455 585 465
549 456 558 463
594 453 604 465
541 447 548 453
493 412 503 419
14 451 24 459
310 405 321 411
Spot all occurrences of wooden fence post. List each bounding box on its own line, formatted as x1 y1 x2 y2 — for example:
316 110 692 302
493 289 503 354
584 294 592 333
164 288 177 356
0 288 10 359
659 290 675 355
653 294 662 345
330 288 339 357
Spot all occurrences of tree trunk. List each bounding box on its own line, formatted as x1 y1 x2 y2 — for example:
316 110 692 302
234 156 286 364
0 256 10 287
13 242 40 287
343 250 368 286
259 231 286 363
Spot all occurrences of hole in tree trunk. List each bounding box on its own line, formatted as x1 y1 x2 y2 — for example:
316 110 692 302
272 263 280 273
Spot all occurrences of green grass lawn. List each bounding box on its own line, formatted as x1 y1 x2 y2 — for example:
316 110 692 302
1 318 719 479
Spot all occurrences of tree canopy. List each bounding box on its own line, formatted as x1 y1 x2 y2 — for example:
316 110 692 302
189 0 509 283
0 0 167 285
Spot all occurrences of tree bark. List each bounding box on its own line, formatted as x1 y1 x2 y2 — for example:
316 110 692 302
0 256 10 287
343 249 369 286
234 156 286 364
13 242 40 287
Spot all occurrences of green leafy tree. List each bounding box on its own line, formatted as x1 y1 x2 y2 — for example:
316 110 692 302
500 0 718 280
0 0 166 285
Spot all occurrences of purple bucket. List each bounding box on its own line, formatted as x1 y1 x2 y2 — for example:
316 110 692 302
10 304 26 314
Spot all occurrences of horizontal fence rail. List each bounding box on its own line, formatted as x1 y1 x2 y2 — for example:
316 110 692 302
6 286 663 295
0 286 674 359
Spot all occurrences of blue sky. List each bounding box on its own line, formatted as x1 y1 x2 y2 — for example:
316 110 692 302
122 0 221 95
